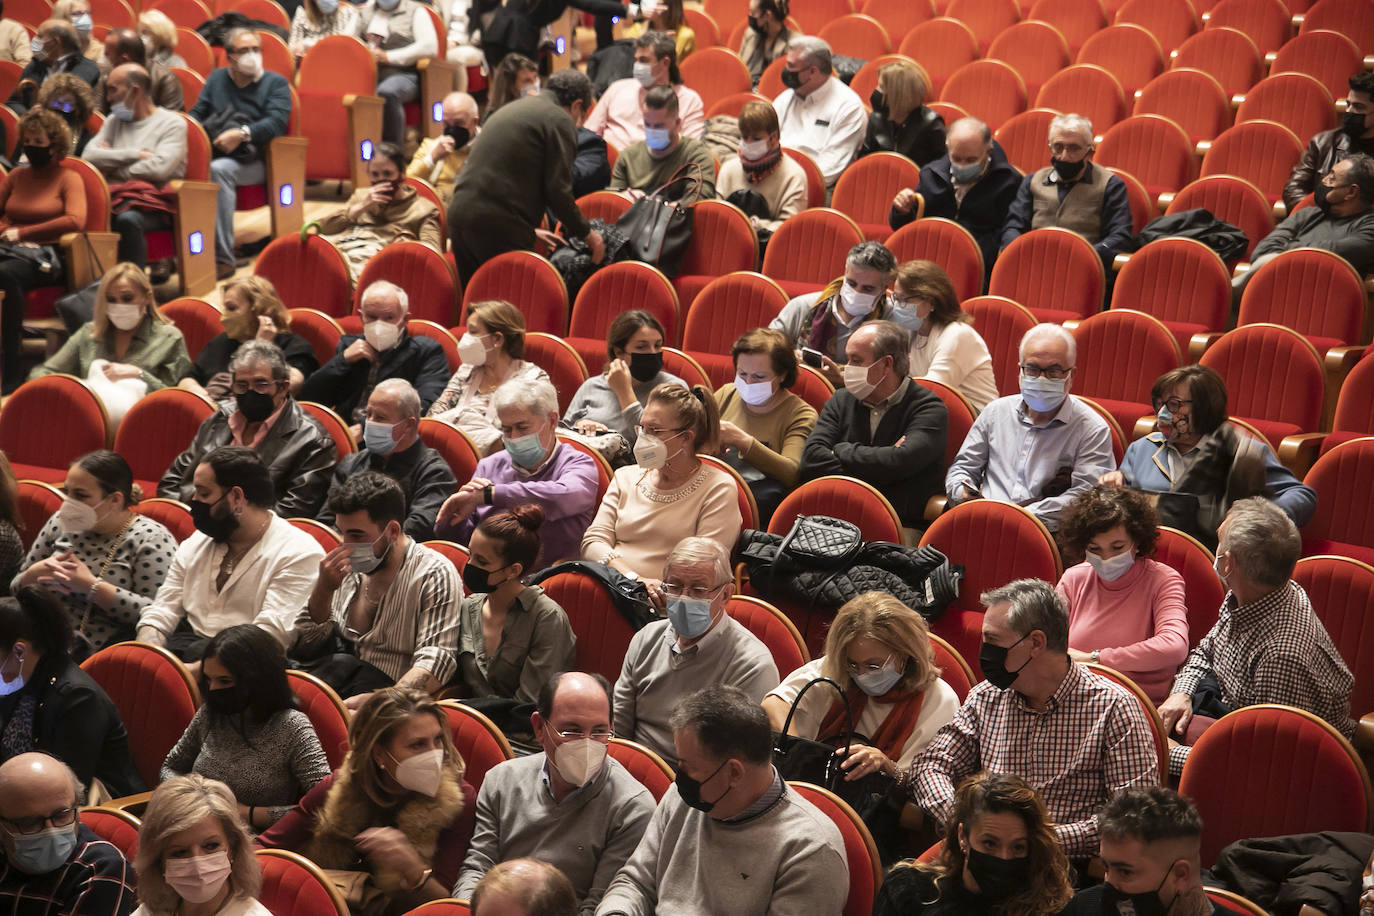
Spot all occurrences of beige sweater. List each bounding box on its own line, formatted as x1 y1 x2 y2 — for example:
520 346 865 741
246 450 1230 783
715 154 808 232
715 384 817 488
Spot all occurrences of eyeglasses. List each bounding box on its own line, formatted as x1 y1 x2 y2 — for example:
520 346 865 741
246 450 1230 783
0 806 77 836
736 370 776 384
1048 142 1087 156
1156 397 1192 412
230 378 281 395
845 656 894 676
662 581 727 600
1019 364 1072 381
635 425 686 439
550 728 613 742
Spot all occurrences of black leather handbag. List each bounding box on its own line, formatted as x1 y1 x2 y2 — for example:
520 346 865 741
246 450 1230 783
776 514 864 570
614 163 702 276
773 677 892 806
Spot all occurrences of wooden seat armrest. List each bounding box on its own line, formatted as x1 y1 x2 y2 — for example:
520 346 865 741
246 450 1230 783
1276 433 1327 477
923 495 947 523
1187 332 1224 362
96 790 154 815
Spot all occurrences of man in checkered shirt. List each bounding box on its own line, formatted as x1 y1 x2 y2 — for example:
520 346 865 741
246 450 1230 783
1158 497 1354 774
909 578 1159 859
0 753 136 916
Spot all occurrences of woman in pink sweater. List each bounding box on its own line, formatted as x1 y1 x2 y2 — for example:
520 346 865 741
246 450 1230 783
1055 486 1189 704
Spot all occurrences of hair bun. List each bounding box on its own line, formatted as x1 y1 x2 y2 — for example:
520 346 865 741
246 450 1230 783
128 482 143 505
509 503 545 531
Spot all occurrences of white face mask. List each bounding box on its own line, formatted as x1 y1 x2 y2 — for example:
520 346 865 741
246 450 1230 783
839 283 879 318
57 495 105 534
458 332 490 366
632 62 655 88
233 50 263 79
551 736 608 787
364 319 401 352
388 747 445 797
633 430 683 469
735 377 775 406
521 79 541 97
164 850 232 904
0 648 25 697
739 138 770 161
1086 550 1135 582
106 301 143 331
842 361 880 400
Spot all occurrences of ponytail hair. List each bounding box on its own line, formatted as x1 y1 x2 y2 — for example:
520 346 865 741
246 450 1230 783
648 383 720 455
475 504 545 574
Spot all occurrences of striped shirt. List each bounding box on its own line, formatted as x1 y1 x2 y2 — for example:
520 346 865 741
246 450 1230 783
300 540 463 684
910 662 1159 858
0 826 136 915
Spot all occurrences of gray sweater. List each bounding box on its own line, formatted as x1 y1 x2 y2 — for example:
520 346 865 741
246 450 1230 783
453 753 655 913
82 106 187 184
562 371 686 443
613 617 779 762
595 782 849 916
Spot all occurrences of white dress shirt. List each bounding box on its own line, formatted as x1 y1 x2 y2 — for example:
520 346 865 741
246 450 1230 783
773 76 867 186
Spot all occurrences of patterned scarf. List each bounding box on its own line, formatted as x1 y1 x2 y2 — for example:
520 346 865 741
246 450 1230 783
742 147 783 183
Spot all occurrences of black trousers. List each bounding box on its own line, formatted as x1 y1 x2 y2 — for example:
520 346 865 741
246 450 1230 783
0 253 57 390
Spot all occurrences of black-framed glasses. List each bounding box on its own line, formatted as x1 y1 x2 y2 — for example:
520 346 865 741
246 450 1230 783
1156 397 1192 413
1019 364 1072 381
229 378 283 395
0 806 77 836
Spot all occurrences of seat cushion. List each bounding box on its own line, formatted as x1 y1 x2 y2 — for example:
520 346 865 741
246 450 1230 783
10 462 66 483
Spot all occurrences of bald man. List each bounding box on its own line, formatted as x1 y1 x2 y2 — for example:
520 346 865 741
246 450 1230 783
9 19 100 111
406 91 479 204
471 859 577 916
0 753 136 914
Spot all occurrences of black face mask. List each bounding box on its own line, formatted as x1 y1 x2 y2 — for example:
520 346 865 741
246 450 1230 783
1099 864 1176 916
780 67 803 91
978 632 1031 690
747 15 765 33
628 351 664 383
235 389 276 423
966 849 1031 902
1315 181 1333 215
190 494 239 544
869 89 886 113
1343 110 1369 140
675 758 729 813
23 145 52 169
204 684 247 716
1051 157 1085 182
460 561 507 596
444 123 471 147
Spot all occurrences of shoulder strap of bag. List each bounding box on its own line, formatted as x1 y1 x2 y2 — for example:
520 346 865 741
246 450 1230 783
781 676 854 759
646 161 704 202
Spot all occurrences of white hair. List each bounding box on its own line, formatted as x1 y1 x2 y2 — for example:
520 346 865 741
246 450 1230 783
1048 112 1094 146
1019 322 1076 366
787 35 832 73
493 377 559 419
662 536 732 585
360 279 409 313
372 378 421 419
1221 497 1300 588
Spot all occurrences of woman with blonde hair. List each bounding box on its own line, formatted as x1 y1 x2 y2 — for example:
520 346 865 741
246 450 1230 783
138 10 186 69
859 59 946 167
179 276 317 401
582 383 742 587
875 772 1074 915
32 262 190 390
892 259 997 412
50 0 100 59
763 591 959 779
132 775 267 916
427 299 549 454
256 688 475 911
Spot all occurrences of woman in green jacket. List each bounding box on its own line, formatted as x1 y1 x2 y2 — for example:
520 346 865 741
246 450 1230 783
31 261 191 390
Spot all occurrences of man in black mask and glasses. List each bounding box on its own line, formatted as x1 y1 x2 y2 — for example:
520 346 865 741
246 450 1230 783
597 685 848 916
910 578 1159 862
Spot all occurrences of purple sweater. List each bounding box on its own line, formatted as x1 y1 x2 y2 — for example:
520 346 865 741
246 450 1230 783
439 442 600 567
1056 557 1190 704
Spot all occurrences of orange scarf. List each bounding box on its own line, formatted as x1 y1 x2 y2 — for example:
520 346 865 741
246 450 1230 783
815 687 925 763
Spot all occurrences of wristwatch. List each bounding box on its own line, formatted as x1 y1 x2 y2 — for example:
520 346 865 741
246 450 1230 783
1089 649 1101 665
623 570 640 582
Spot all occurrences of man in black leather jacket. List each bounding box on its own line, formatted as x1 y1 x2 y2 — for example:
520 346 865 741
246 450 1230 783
1283 70 1374 212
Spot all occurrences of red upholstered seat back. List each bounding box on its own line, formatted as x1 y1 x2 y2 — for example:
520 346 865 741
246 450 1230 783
1302 438 1374 558
1077 23 1164 96
0 376 108 481
1178 705 1372 866
1036 64 1126 132
941 59 1028 131
1200 323 1324 441
1153 527 1225 647
408 319 459 373
1172 27 1263 97
1330 358 1374 446
1206 0 1291 54
422 539 470 576
1237 72 1336 142
898 18 978 97
256 234 354 316
79 808 140 862
607 738 674 801
1096 114 1193 196
297 36 378 182
115 388 215 491
288 517 342 551
1272 28 1362 98
1301 0 1374 53
574 190 633 226
353 242 459 326
439 702 514 795
1294 555 1374 719
674 200 758 308
1165 174 1273 259
761 208 864 288
1206 890 1269 915
914 378 974 469
299 402 356 462
930 633 975 700
962 295 1036 398
1070 308 1181 406
727 596 808 675
135 498 195 542
15 481 62 551
770 476 902 542
1237 247 1365 350
286 670 351 769
818 14 892 59
994 107 1059 174
678 46 752 112
524 333 589 415
1030 0 1106 51
861 0 935 42
417 418 480 484
682 272 789 387
460 251 569 335
792 364 836 415
987 21 1070 98
80 642 200 788
788 0 853 35
885 218 984 303
989 228 1105 323
538 571 639 683
159 298 222 361
255 850 348 916
1111 237 1231 350
1117 0 1200 55
554 436 611 505
788 782 881 916
1135 68 1230 143
834 151 923 230
286 308 344 368
1201 119 1305 201
405 901 470 915
61 158 111 231
570 261 680 347
945 0 1020 52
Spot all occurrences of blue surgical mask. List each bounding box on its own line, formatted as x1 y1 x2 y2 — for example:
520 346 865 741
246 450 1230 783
644 127 671 151
9 825 77 875
375 0 400 10
632 62 655 88
891 306 923 334
363 420 399 456
349 532 391 574
1020 374 1067 413
503 431 547 469
852 657 903 696
950 159 983 183
666 595 714 639
316 0 339 12
1086 550 1135 582
110 101 134 122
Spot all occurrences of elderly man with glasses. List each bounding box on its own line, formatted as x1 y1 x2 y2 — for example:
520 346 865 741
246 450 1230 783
944 323 1113 532
0 753 135 914
612 537 779 763
453 672 656 913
